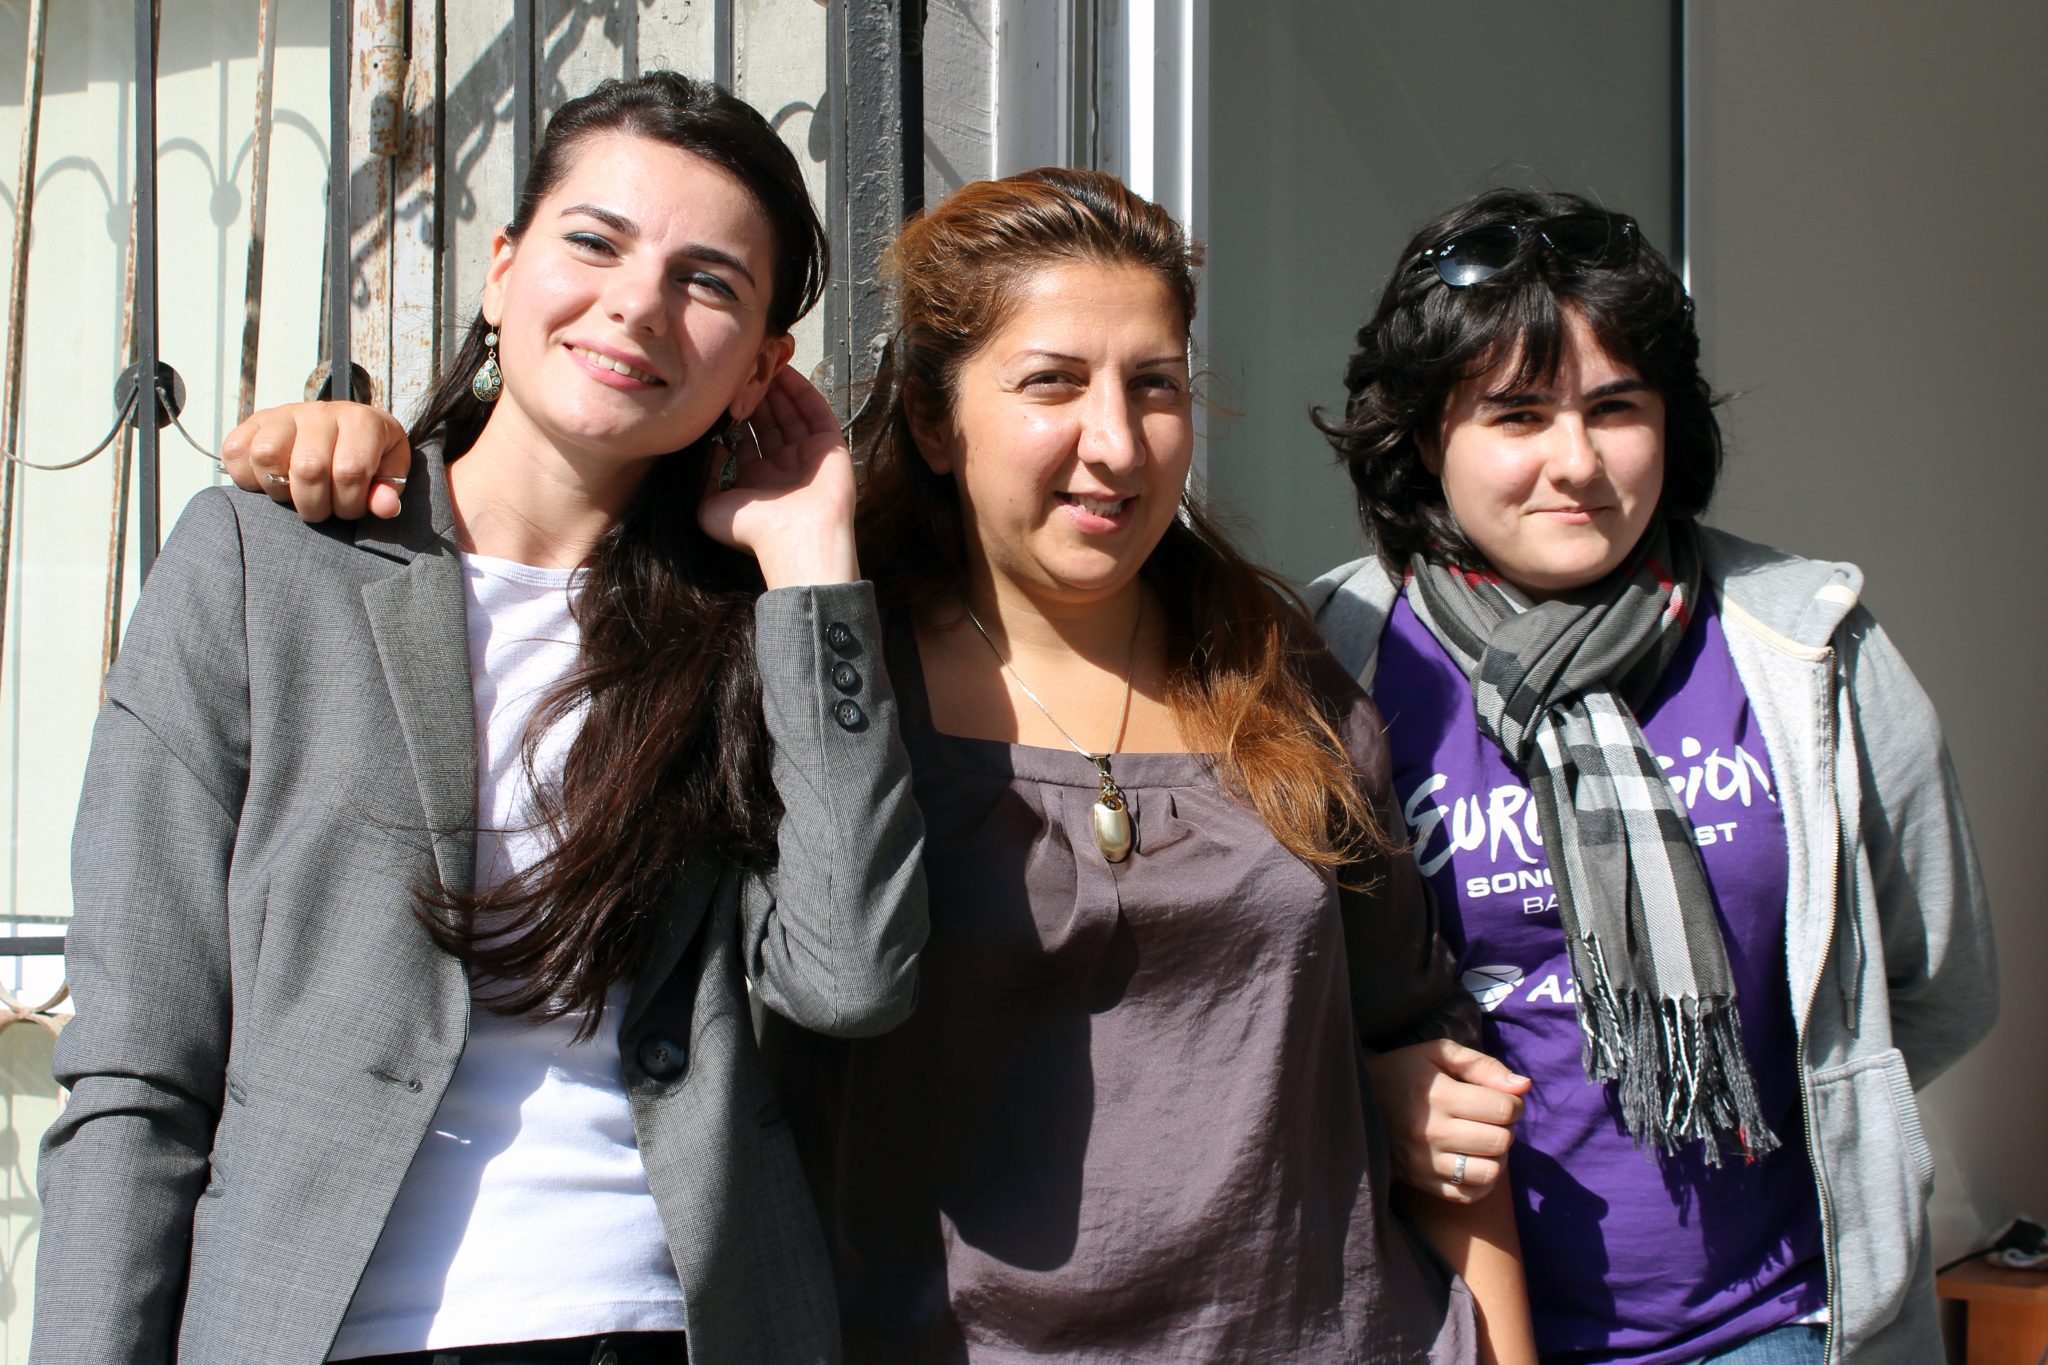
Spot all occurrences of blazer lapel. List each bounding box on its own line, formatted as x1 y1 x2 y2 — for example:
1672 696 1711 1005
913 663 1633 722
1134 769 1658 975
358 447 479 895
624 851 723 1028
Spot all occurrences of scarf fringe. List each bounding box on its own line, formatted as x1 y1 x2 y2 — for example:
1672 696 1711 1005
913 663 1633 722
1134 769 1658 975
1573 935 1782 1167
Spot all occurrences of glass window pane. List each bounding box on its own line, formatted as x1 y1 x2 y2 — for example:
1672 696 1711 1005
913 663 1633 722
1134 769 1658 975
1203 0 1676 582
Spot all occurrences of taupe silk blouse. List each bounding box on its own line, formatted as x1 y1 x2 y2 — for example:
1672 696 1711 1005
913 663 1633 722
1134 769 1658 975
767 625 1479 1363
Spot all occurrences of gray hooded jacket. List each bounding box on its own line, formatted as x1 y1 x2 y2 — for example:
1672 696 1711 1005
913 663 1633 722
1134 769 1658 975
1305 524 1998 1365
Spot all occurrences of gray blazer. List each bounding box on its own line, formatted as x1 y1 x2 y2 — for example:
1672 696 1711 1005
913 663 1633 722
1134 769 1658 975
34 453 927 1364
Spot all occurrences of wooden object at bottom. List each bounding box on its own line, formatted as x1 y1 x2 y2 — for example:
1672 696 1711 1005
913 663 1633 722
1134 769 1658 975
1938 1260 2048 1365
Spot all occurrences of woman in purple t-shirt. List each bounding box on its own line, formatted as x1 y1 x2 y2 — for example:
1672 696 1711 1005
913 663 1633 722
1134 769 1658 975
1306 189 1997 1364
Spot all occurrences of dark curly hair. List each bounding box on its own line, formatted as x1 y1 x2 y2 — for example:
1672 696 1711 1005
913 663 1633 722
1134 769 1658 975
1314 188 1722 572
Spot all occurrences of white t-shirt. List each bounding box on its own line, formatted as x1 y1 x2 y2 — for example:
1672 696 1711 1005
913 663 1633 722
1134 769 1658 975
328 553 686 1359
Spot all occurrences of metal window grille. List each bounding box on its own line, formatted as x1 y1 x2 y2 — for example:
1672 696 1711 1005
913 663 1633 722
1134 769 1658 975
0 1 925 970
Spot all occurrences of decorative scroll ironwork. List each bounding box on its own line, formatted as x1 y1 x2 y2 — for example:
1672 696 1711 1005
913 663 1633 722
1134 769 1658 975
0 0 934 992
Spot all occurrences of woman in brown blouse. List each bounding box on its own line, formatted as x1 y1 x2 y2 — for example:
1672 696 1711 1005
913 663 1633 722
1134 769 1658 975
766 167 1532 1363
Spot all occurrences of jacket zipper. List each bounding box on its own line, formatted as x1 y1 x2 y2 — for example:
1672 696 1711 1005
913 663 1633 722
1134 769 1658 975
1796 645 1842 1365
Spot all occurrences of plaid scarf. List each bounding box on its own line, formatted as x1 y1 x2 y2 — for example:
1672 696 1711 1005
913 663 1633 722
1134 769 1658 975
1409 521 1778 1164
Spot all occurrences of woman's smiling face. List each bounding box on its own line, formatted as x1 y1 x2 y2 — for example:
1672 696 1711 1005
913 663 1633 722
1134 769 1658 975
916 259 1194 610
481 129 793 466
1430 307 1666 598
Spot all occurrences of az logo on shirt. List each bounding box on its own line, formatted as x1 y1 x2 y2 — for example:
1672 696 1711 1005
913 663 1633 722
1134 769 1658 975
1460 965 1523 1013
1460 964 1579 1013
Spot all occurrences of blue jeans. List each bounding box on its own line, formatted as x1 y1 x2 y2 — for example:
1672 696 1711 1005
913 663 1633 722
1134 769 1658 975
1696 1322 1828 1365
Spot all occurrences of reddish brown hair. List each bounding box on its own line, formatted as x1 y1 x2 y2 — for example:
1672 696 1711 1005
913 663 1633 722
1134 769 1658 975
855 167 1388 874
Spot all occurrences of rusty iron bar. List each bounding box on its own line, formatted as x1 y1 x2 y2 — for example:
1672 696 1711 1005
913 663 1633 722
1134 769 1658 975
825 0 924 424
713 0 733 88
100 411 135 678
0 0 51 662
136 0 163 577
513 0 535 188
235 0 280 423
388 0 441 413
100 184 139 691
326 0 353 403
823 0 849 418
365 2 409 160
345 0 409 411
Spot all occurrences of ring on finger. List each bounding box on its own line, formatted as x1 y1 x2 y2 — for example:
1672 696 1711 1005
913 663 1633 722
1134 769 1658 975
263 472 289 487
1450 1153 1470 1186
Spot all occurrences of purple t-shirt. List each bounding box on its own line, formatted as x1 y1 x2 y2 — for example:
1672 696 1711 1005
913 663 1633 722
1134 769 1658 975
1375 587 1826 1365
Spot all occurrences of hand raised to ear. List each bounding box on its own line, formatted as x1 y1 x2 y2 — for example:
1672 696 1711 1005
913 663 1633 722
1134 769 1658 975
220 402 412 523
696 366 859 589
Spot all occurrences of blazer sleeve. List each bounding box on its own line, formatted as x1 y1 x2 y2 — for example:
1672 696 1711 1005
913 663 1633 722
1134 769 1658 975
35 490 252 1361
1841 607 1997 1089
739 582 928 1037
1318 654 1482 1052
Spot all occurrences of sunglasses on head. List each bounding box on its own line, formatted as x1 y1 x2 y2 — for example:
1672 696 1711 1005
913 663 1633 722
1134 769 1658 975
1419 212 1640 288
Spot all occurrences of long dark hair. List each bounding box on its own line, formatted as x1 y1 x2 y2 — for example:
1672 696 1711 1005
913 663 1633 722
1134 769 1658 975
413 72 827 1033
856 168 1389 874
1315 187 1721 571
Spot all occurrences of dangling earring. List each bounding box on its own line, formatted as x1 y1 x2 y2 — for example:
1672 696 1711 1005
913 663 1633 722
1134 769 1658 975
712 416 767 492
713 415 741 491
471 331 503 402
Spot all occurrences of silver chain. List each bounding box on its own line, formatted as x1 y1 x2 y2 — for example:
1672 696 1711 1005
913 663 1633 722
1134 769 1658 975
960 595 1140 762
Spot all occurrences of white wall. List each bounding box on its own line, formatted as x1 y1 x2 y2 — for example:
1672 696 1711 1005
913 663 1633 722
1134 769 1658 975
1687 1 2047 1279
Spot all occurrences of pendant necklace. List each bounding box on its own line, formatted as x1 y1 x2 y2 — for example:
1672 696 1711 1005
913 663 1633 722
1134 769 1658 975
962 596 1141 864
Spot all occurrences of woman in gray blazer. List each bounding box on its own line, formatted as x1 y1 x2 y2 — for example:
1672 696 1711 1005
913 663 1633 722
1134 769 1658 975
35 73 925 1365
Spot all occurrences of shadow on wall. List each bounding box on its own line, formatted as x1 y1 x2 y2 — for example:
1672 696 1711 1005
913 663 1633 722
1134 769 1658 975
0 1018 63 1357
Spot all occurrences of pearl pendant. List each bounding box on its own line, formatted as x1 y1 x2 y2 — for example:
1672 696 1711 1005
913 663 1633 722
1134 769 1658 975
1089 756 1133 864
1092 793 1133 863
